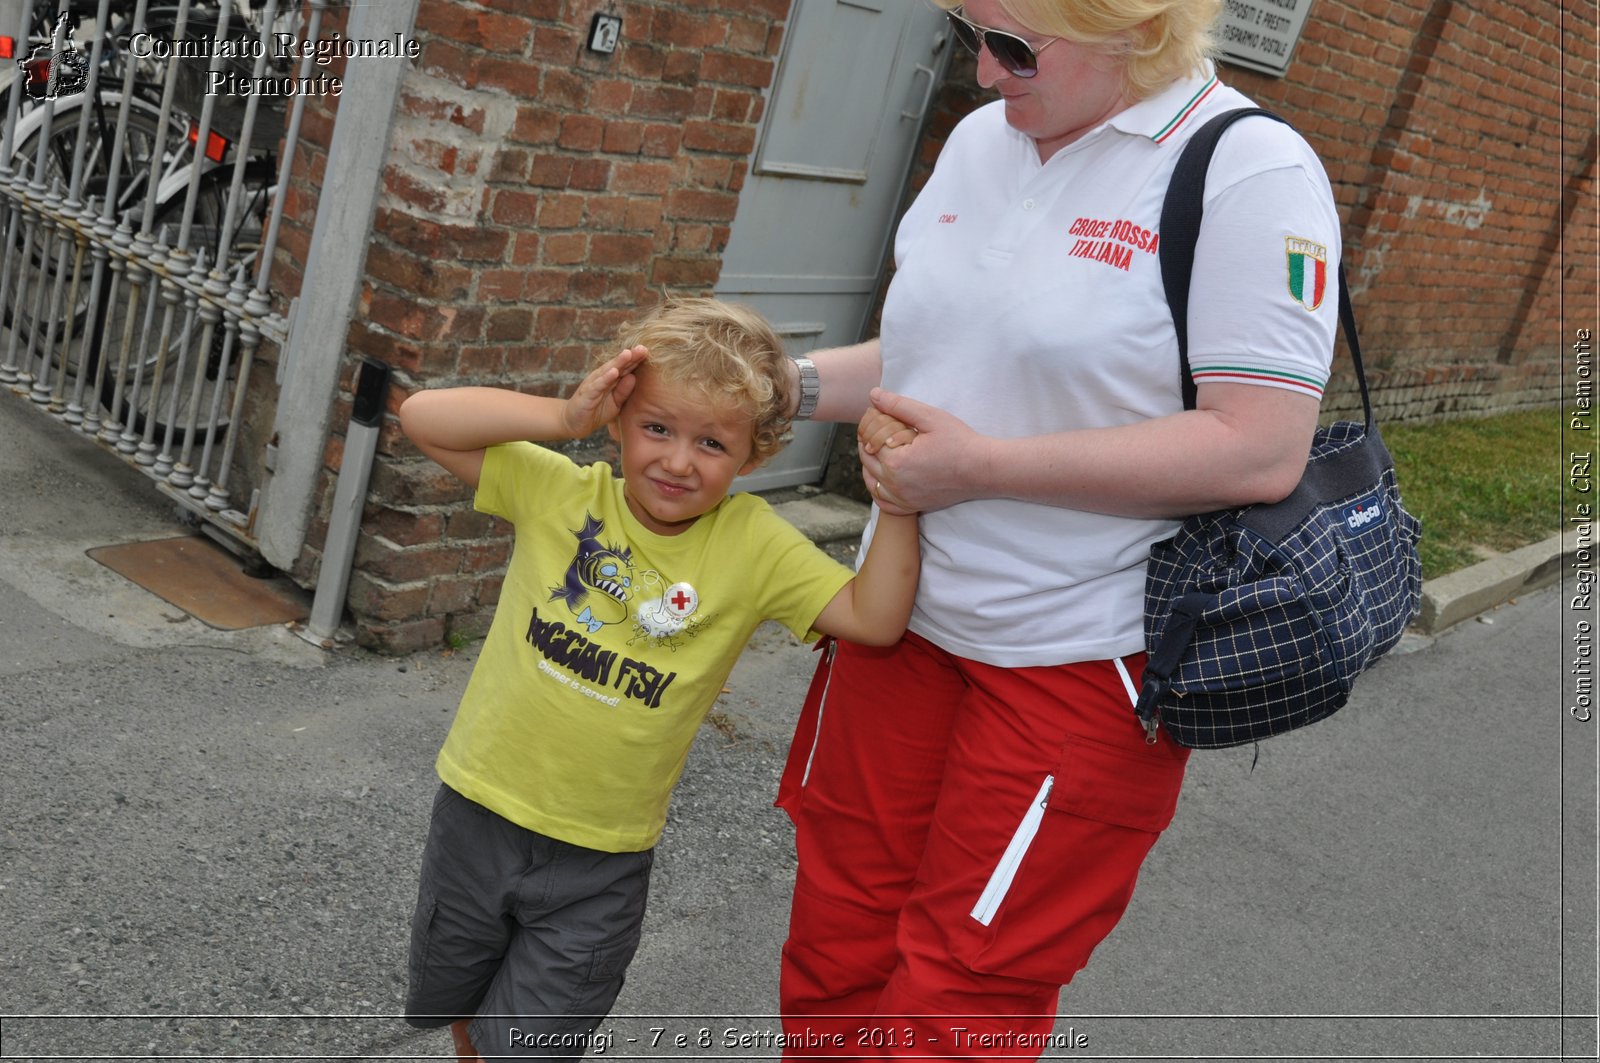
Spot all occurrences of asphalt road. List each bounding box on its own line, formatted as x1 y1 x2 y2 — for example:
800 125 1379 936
1 390 1594 1062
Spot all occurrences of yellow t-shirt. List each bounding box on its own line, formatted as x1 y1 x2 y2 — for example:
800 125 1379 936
436 442 854 852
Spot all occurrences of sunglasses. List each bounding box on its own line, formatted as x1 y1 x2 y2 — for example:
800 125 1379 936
946 8 1060 78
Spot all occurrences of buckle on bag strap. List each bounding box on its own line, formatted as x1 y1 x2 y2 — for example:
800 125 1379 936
1136 593 1209 744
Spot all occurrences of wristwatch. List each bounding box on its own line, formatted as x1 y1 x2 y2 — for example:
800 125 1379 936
792 357 819 420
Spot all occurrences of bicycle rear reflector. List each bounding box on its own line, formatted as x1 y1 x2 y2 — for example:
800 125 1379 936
187 121 231 164
0 36 15 60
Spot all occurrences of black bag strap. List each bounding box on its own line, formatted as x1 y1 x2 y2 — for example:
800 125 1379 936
1158 107 1374 430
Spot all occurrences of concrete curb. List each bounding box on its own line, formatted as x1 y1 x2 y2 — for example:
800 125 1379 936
1413 528 1578 634
774 492 1574 639
770 491 871 545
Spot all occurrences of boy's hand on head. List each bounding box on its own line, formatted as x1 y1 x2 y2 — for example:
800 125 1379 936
563 345 648 438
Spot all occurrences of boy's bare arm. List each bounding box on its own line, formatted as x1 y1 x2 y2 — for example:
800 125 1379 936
398 346 647 487
811 511 919 647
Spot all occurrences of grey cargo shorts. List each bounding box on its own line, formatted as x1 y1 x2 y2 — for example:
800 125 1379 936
405 784 654 1059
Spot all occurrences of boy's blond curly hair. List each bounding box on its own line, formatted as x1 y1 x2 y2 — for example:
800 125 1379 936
608 297 793 466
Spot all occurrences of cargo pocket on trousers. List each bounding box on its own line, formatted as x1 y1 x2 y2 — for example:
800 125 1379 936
966 736 1187 984
564 848 654 1019
1045 734 1186 831
403 882 442 1021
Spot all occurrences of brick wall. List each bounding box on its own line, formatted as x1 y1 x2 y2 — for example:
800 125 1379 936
335 0 788 651
284 0 1591 651
1213 0 1589 423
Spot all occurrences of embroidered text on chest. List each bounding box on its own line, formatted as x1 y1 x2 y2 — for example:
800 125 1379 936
1067 216 1160 273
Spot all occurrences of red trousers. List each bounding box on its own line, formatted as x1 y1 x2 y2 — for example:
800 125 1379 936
776 633 1189 1061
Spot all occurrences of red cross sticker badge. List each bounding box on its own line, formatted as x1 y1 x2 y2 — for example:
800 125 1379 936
664 582 699 619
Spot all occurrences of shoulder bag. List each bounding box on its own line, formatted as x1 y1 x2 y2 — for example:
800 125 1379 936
1134 107 1424 749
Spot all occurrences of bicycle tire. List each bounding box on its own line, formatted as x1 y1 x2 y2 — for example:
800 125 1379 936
2 90 180 396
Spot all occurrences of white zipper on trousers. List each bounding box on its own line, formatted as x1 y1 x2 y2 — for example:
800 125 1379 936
970 774 1054 927
798 640 838 789
967 657 1138 927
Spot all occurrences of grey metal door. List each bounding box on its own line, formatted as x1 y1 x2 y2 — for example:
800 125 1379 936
719 0 950 491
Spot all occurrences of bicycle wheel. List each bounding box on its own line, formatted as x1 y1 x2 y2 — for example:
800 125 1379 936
3 89 183 385
162 154 276 272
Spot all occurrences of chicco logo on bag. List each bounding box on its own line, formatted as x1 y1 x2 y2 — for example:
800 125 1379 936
1344 496 1385 531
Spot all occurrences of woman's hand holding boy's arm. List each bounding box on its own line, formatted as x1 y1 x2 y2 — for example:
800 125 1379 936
399 346 648 488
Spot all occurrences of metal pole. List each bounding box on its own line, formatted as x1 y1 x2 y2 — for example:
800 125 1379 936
302 356 389 644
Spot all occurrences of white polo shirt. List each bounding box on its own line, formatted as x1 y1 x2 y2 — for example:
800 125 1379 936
868 67 1341 668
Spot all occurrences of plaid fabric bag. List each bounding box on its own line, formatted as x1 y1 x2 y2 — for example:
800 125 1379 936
1134 109 1423 749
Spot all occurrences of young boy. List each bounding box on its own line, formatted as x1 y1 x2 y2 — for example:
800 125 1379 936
398 298 919 1060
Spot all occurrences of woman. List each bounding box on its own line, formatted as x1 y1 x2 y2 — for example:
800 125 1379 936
775 0 1341 1056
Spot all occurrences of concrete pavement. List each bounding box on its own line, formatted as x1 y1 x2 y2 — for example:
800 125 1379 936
1 388 1595 1062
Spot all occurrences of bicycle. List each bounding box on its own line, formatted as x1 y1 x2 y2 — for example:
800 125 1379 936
2 0 286 446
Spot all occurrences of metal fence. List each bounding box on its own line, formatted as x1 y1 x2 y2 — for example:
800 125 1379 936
0 0 335 545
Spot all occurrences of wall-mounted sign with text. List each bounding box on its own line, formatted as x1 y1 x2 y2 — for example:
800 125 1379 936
1215 0 1315 77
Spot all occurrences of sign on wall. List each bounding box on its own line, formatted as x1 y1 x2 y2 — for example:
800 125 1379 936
1215 0 1315 77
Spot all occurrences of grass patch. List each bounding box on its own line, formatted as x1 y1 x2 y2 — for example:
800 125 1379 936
1382 407 1563 580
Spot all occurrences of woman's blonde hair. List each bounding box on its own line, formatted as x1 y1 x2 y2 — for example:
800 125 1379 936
934 0 1219 100
609 297 793 465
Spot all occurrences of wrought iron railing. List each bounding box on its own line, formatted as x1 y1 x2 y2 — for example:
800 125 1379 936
1 0 334 543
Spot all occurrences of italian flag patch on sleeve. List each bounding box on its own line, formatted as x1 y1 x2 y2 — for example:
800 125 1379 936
1286 237 1327 311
